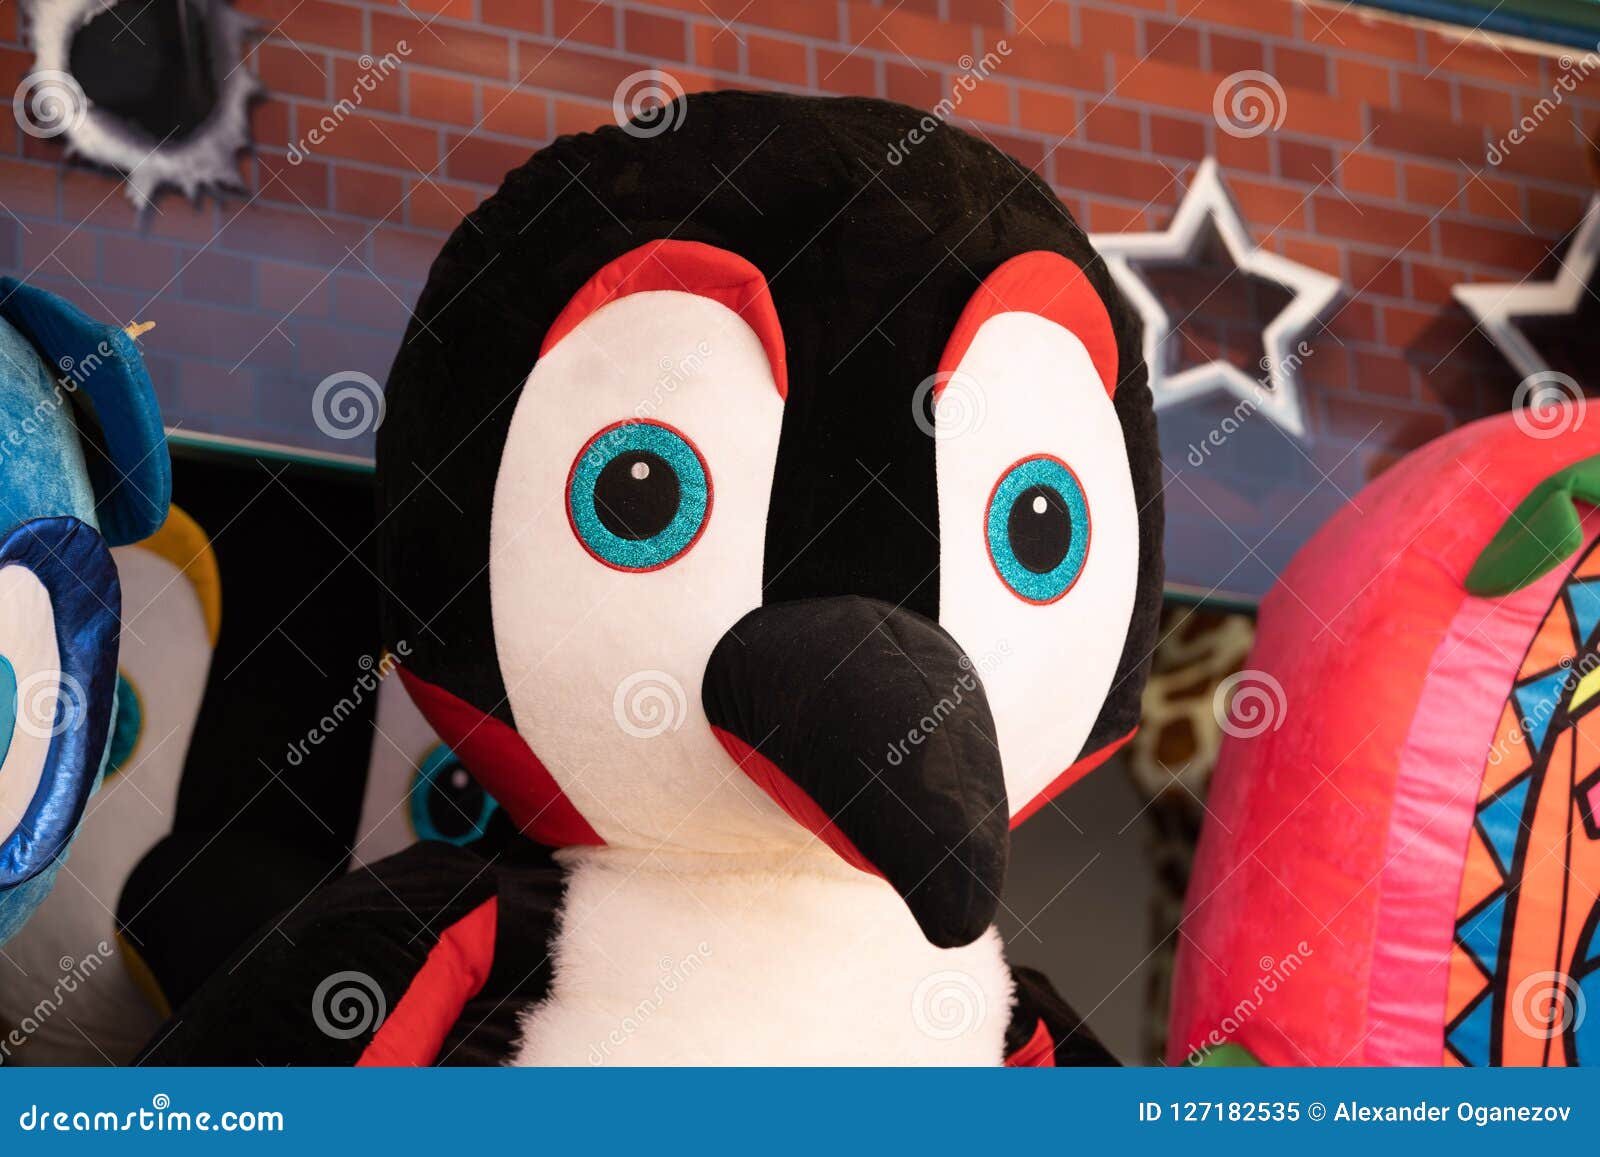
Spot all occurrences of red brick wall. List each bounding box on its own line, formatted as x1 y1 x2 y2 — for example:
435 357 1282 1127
0 0 1587 466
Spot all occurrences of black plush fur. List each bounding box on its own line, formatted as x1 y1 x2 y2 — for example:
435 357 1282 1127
377 90 1162 768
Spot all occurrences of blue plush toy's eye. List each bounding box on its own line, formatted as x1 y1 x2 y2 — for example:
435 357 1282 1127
409 744 498 846
985 455 1090 604
566 420 712 572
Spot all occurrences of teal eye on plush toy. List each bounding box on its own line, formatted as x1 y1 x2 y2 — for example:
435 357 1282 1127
566 420 712 572
409 744 498 846
985 455 1090 605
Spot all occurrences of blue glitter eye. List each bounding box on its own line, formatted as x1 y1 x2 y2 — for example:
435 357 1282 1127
410 744 498 846
567 420 712 572
985 455 1090 604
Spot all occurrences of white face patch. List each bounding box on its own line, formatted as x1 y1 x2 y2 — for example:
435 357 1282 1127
0 565 63 846
489 290 793 852
934 310 1140 818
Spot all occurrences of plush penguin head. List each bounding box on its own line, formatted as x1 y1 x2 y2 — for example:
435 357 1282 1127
0 279 170 943
379 93 1162 949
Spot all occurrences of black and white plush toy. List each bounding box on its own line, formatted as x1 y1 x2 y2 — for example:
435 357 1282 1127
141 92 1164 1067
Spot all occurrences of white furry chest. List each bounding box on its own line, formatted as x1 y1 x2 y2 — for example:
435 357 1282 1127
512 850 1015 1066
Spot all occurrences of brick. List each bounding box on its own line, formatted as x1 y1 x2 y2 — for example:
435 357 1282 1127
1082 103 1141 149
1079 7 1137 54
1053 142 1177 203
1209 33 1264 76
520 45 648 102
336 57 402 114
0 158 56 217
997 40 1102 88
1462 172 1523 224
214 204 370 267
1144 20 1201 68
553 99 613 138
483 0 546 34
443 133 532 185
624 10 689 62
1492 134 1590 187
1437 219 1553 273
255 43 329 101
1084 198 1148 232
748 35 807 86
1300 6 1420 64
371 226 444 281
1348 250 1406 298
1456 82 1514 127
179 252 256 308
1278 139 1334 185
253 98 292 151
335 167 406 223
1190 0 1295 35
817 50 876 96
984 131 1046 171
946 72 1011 127
1340 151 1397 199
1401 161 1457 210
849 4 974 65
402 0 472 19
301 110 439 172
100 235 179 292
1396 70 1451 118
406 178 482 232
694 25 741 72
1320 392 1446 445
1212 130 1271 175
1370 107 1484 164
372 14 511 79
257 152 331 208
235 0 365 52
1336 58 1392 108
1149 114 1206 161
1233 178 1309 231
1018 88 1077 136
639 0 838 38
1351 350 1416 398
1314 192 1431 251
258 260 333 317
334 274 412 329
1421 31 1539 87
409 71 479 126
1406 257 1464 306
885 63 941 110
1013 0 1071 42
1272 47 1328 93
1526 187 1587 233
23 224 100 285
481 85 547 141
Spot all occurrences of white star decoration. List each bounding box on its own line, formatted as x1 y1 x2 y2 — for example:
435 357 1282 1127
1089 157 1342 438
1452 194 1600 384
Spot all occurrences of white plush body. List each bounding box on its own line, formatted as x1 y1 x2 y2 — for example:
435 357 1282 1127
514 847 1014 1066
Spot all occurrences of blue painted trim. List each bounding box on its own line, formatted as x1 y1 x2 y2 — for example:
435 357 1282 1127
1359 0 1600 48
0 517 119 889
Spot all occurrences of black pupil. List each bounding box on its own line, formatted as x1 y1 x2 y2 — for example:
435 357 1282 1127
426 762 486 841
70 0 221 142
1007 485 1072 574
594 450 680 540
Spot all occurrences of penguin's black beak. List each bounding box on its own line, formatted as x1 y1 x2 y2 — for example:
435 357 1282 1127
702 596 1008 949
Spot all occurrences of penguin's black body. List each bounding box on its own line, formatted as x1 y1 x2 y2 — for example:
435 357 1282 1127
140 91 1163 1066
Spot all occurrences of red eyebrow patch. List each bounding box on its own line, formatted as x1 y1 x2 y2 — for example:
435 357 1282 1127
540 238 788 398
936 251 1118 398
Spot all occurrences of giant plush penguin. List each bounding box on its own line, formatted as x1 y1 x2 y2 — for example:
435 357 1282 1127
139 92 1163 1066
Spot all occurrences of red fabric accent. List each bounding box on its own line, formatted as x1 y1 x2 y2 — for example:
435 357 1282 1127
397 667 603 848
1010 727 1135 830
711 725 884 880
357 897 499 1067
1005 1018 1057 1067
936 251 1118 397
540 239 787 398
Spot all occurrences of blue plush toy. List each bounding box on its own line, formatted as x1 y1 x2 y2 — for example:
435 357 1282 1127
0 277 169 944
